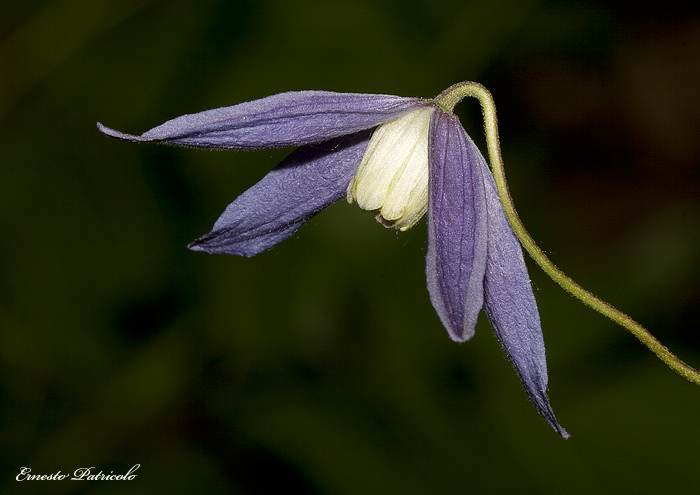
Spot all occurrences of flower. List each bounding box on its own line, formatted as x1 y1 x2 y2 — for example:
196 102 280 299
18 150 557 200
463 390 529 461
98 86 569 438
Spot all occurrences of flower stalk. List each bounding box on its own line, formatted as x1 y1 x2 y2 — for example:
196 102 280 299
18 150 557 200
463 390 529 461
435 81 700 386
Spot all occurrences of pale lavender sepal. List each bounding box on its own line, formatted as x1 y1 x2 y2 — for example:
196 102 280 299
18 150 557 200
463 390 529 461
188 130 371 257
97 91 426 149
426 112 488 342
479 160 569 438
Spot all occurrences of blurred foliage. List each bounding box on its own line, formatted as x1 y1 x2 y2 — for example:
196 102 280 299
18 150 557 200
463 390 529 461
1 0 700 493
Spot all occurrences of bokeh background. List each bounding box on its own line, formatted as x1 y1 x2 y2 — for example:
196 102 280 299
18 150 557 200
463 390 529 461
2 0 700 493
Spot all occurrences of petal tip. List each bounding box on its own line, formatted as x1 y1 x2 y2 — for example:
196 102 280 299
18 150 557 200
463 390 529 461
550 419 570 439
187 232 260 258
187 235 231 255
529 390 570 439
97 122 148 142
186 239 207 252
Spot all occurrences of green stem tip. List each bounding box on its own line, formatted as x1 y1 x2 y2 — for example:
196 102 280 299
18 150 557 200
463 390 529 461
435 81 700 386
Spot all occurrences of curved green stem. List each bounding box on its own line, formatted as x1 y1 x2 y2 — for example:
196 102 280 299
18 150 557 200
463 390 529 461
434 81 700 386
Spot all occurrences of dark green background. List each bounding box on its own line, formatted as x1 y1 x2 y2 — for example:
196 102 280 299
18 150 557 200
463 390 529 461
2 0 699 493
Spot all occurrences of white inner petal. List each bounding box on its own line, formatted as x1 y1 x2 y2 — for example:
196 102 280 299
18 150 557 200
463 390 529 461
347 107 432 230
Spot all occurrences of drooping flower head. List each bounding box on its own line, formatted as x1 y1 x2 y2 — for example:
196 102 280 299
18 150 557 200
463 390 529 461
98 84 569 438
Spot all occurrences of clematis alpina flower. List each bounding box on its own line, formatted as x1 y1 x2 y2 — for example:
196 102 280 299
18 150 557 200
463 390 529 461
98 86 569 438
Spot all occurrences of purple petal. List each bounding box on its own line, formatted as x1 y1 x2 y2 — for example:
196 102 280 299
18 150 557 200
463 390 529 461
188 130 371 257
479 160 569 438
426 111 488 342
97 91 427 149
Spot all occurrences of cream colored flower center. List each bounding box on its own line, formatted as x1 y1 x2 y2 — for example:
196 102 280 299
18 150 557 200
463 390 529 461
347 107 432 231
